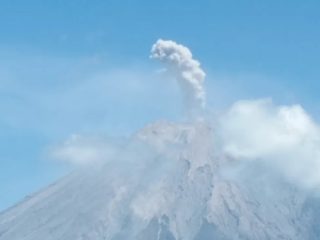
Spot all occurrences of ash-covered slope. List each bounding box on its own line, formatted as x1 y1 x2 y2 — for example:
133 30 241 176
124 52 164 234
0 121 319 240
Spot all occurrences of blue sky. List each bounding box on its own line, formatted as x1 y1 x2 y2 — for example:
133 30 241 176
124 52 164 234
1 0 320 210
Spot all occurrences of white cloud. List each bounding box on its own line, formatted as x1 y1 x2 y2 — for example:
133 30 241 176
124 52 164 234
219 98 320 189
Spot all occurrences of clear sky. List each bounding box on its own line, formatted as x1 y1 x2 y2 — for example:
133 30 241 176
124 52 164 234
1 0 320 211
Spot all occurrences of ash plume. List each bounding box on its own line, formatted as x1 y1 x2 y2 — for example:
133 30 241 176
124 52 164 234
151 39 206 114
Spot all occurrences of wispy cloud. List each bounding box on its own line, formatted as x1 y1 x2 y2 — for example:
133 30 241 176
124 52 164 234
49 134 120 166
0 52 183 139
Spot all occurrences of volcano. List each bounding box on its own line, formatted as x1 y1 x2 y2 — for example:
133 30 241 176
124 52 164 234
1 121 319 240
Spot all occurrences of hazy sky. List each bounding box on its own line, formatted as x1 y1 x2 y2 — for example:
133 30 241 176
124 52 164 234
1 0 320 210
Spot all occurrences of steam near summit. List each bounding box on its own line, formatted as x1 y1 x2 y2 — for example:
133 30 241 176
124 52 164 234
151 39 206 113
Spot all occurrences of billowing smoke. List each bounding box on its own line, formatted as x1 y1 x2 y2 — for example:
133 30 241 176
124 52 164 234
50 40 320 191
151 39 206 114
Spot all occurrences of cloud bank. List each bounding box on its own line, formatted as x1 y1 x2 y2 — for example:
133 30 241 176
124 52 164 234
151 39 206 114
